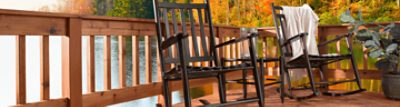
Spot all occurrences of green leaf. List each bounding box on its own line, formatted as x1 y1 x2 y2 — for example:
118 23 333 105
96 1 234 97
386 43 398 54
390 25 400 39
355 29 372 41
368 49 383 58
340 13 355 23
364 40 379 49
384 23 395 33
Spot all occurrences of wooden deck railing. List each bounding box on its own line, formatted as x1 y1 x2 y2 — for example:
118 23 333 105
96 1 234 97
1 9 398 107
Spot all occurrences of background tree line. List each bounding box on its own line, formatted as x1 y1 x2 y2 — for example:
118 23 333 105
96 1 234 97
47 0 400 27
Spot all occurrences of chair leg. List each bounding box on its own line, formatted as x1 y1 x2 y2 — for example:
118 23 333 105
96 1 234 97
217 74 227 103
251 66 264 107
350 56 363 89
162 80 172 107
249 39 264 107
305 58 319 96
259 61 265 98
242 70 248 99
279 63 285 103
182 71 192 107
285 69 293 96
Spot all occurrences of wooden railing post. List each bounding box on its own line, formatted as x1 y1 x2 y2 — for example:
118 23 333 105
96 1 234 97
16 35 26 105
132 36 140 86
40 35 50 100
87 35 95 93
118 36 126 88
145 36 153 83
104 35 112 90
62 18 82 107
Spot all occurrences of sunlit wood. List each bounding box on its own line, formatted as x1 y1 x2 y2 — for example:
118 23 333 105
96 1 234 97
61 18 82 107
87 35 95 93
132 36 140 86
145 36 152 83
118 36 126 88
16 35 26 104
103 35 111 90
40 35 50 100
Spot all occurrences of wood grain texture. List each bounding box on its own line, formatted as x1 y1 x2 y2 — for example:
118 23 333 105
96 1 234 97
40 35 50 100
16 35 26 104
103 36 111 90
132 36 140 86
145 36 152 83
62 18 82 107
0 15 66 35
87 36 95 93
82 71 247 107
10 98 68 107
118 36 126 88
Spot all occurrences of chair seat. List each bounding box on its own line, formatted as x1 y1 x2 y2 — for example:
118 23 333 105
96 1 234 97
164 63 254 80
287 53 352 68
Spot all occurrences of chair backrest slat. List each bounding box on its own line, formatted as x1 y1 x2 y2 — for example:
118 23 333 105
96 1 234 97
179 9 191 57
188 9 200 57
154 0 216 67
162 9 173 58
171 10 179 34
197 8 209 57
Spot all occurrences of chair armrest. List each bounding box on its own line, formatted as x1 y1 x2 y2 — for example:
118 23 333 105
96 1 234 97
161 33 189 50
317 33 352 48
215 32 258 48
281 32 308 46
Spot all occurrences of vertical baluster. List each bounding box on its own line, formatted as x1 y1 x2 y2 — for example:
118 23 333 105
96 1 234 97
204 37 210 66
218 36 224 66
104 35 111 90
230 37 236 65
87 35 95 93
40 35 50 100
336 40 341 69
263 37 269 76
145 36 152 83
16 35 26 104
196 38 202 66
188 37 194 66
236 41 241 64
363 47 368 70
132 36 140 86
118 36 126 88
225 37 231 66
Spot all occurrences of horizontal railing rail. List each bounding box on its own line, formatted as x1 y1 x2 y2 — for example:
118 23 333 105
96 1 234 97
1 9 398 107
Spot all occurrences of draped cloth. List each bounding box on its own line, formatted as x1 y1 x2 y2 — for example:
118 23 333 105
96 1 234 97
281 4 320 81
282 4 320 60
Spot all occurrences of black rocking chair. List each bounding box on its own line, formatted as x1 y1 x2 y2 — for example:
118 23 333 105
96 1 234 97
271 3 366 101
153 0 264 107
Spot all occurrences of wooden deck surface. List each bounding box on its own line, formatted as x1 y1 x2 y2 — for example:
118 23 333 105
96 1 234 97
174 84 400 107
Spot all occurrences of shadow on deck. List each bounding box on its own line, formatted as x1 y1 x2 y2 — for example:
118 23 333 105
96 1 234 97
174 84 400 107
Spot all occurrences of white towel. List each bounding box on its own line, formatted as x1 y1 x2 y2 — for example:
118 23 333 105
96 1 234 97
282 4 320 60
